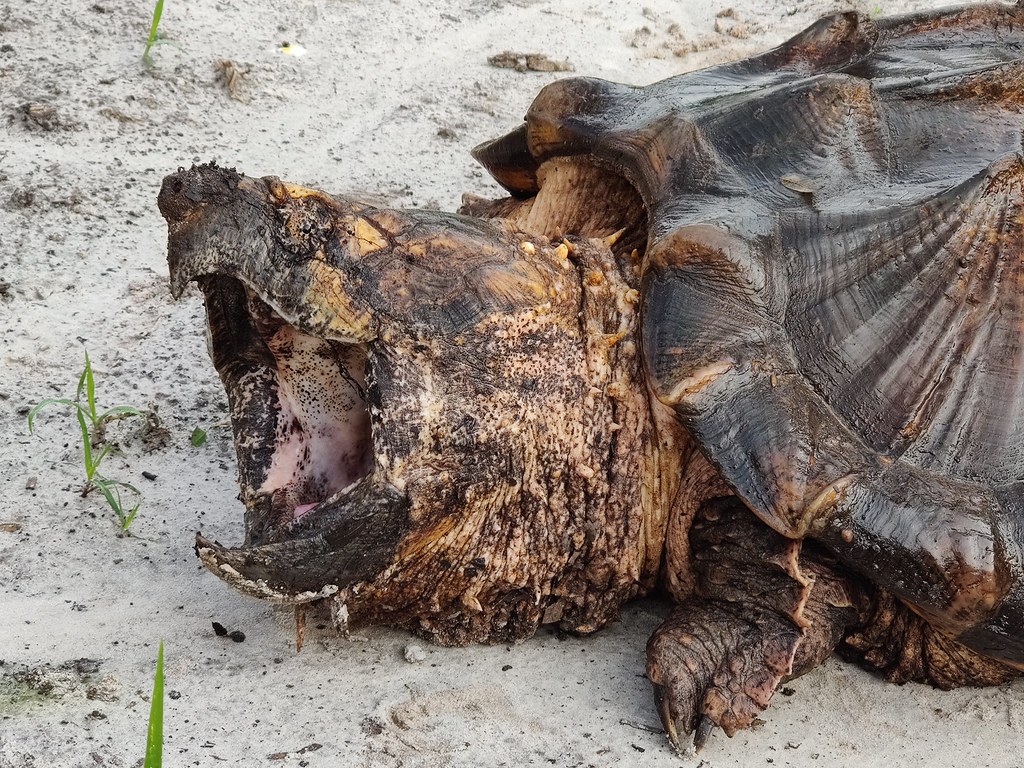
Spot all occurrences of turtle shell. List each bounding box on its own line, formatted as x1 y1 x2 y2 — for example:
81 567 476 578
475 2 1024 663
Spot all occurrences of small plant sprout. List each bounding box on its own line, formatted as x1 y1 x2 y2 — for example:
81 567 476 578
143 0 165 67
189 426 208 447
144 640 165 768
27 351 146 531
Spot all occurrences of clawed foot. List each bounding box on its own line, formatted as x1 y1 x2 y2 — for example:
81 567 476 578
647 601 802 752
647 497 858 752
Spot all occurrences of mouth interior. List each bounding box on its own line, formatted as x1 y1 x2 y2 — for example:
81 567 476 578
221 282 375 533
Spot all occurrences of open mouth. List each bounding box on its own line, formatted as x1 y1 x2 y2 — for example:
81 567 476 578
200 274 375 546
185 266 410 605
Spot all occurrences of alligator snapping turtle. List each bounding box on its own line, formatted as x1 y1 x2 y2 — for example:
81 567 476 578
159 2 1024 752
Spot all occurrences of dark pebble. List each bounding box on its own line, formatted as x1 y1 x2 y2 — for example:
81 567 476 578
74 659 101 675
212 621 228 637
229 630 246 643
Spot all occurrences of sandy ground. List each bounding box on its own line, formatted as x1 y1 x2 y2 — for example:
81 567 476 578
2 0 1023 766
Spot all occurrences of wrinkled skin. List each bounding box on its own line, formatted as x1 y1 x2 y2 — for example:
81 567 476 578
161 2 1024 755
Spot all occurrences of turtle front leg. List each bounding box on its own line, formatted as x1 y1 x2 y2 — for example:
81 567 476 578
648 598 804 751
647 498 859 752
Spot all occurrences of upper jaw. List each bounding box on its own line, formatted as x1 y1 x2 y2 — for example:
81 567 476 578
160 163 376 346
160 164 277 301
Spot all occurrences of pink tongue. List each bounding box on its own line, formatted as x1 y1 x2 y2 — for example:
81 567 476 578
293 503 318 519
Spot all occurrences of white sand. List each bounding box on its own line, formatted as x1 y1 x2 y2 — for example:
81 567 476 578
2 0 1022 765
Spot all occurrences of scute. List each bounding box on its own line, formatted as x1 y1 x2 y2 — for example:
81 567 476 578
479 2 1024 662
785 156 1024 480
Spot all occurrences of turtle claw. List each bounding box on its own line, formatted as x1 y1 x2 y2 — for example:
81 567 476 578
693 716 715 752
652 682 686 754
653 681 715 755
647 598 802 750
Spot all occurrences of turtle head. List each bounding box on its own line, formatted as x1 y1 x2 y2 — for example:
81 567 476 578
159 163 681 643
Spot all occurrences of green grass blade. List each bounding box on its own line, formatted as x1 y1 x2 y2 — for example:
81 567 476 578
84 351 98 425
26 398 79 433
93 478 123 521
143 0 165 65
95 478 141 529
30 349 147 530
76 360 89 403
76 408 95 479
93 443 113 474
107 479 140 495
98 405 144 423
144 640 165 768
123 504 141 529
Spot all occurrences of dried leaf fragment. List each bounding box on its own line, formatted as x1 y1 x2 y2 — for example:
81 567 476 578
17 102 63 131
214 59 249 101
488 51 574 73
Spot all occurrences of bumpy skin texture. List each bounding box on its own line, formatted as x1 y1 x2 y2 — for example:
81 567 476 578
160 166 688 645
161 2 1024 756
